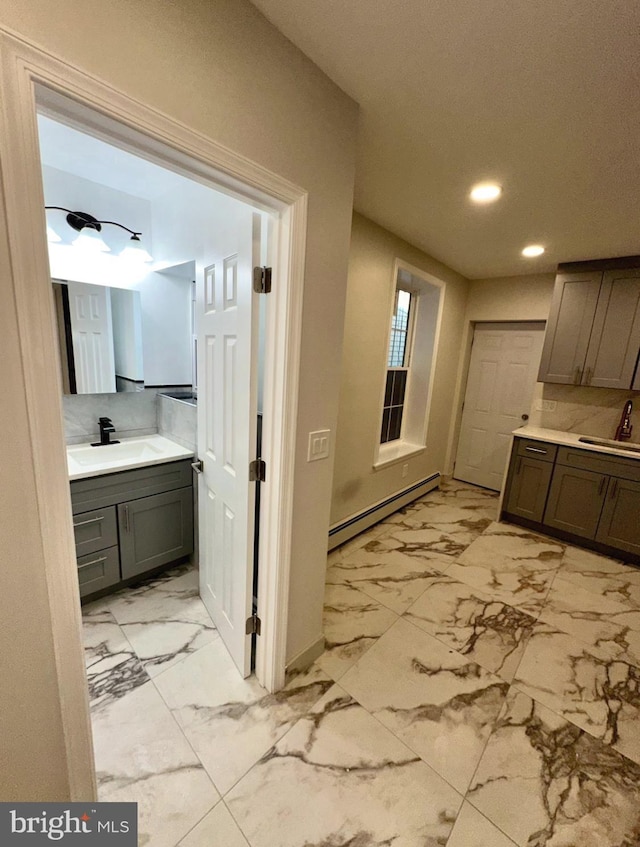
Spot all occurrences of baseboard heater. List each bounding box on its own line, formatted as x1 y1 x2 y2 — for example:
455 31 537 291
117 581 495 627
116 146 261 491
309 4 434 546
328 472 441 551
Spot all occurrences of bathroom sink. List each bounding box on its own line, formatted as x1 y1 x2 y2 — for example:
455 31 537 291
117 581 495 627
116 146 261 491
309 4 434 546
67 435 194 480
578 436 640 454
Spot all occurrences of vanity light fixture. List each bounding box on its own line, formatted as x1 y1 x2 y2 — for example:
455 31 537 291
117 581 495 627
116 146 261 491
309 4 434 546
469 182 502 204
522 244 545 257
44 206 153 262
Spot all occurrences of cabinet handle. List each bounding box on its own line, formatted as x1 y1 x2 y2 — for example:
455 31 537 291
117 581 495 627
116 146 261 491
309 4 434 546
515 457 522 475
73 515 104 528
598 476 606 496
610 479 618 499
123 505 130 533
573 366 582 385
78 556 107 571
584 367 592 385
525 446 548 454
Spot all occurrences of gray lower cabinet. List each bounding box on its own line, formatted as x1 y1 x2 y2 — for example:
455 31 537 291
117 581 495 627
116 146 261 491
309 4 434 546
502 437 640 561
595 477 640 555
503 457 553 522
543 466 607 539
71 459 194 599
118 487 194 579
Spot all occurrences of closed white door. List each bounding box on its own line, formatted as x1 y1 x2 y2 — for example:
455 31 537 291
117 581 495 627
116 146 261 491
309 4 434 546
66 280 116 393
455 322 545 490
196 202 260 678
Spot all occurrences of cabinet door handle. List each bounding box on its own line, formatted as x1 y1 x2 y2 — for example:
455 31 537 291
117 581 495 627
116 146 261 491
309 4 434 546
610 479 618 499
73 515 104 528
123 505 130 533
573 366 582 385
78 556 107 571
525 446 547 454
515 457 522 475
598 476 606 496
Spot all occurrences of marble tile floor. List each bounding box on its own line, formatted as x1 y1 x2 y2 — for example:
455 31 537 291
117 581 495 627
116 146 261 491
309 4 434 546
83 480 640 846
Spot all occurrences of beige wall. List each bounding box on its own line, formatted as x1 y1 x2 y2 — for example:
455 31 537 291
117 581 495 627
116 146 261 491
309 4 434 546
331 213 469 524
0 0 357 799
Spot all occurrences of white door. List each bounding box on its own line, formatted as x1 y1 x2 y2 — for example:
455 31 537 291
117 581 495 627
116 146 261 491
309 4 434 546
66 280 116 393
455 322 545 490
196 203 260 677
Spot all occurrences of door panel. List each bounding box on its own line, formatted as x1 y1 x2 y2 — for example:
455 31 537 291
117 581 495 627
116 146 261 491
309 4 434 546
543 466 606 539
196 201 259 677
596 477 640 555
455 323 545 490
504 456 553 522
67 280 116 393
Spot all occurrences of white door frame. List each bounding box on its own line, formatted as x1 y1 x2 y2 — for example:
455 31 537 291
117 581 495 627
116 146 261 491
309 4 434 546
0 31 306 799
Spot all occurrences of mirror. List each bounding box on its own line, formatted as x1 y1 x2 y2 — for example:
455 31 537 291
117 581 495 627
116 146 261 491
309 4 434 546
53 272 194 395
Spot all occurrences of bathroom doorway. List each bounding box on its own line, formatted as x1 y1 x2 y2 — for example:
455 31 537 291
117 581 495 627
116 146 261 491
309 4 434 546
37 101 268 680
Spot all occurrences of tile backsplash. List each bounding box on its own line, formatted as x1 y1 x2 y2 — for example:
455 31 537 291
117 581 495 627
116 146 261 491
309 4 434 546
528 383 640 442
157 394 197 452
62 390 159 444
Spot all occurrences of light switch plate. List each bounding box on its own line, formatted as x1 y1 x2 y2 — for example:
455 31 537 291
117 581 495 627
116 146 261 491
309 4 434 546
307 429 331 462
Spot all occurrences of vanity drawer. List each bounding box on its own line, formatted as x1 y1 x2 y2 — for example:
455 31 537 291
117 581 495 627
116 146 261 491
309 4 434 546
70 459 193 514
73 506 118 556
556 446 640 482
516 438 558 463
77 545 120 598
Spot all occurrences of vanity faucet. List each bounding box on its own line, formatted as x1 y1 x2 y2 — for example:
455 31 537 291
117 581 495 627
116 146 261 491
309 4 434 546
94 417 120 447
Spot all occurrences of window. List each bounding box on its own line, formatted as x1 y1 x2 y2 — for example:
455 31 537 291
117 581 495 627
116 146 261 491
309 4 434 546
381 288 414 443
374 260 445 469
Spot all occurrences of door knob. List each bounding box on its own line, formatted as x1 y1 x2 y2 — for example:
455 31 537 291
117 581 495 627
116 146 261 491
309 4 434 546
521 414 529 421
191 459 203 474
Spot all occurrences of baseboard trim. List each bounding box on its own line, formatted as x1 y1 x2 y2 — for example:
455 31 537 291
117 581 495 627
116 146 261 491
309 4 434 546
328 473 441 551
285 635 326 679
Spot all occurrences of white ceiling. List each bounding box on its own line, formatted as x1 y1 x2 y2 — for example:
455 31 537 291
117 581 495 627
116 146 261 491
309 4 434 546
250 0 640 278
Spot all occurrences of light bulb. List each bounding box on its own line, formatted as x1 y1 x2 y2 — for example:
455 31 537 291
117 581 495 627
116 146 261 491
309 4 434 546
72 227 110 253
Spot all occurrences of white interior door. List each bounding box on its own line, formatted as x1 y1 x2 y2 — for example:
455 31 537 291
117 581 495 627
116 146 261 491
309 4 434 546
66 280 116 393
196 202 260 677
455 322 545 490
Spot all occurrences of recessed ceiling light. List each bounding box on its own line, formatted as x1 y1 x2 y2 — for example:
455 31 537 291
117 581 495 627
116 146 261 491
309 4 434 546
522 244 545 257
470 182 502 204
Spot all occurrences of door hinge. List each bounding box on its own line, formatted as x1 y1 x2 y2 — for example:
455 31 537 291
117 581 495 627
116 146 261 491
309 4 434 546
253 266 272 294
246 613 262 635
249 458 266 482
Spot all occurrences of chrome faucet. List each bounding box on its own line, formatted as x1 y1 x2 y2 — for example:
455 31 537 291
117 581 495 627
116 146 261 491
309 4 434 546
614 400 633 442
92 417 120 447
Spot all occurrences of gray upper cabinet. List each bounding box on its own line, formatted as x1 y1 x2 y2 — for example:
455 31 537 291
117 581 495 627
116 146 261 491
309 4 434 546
583 269 640 388
538 272 601 384
538 263 640 389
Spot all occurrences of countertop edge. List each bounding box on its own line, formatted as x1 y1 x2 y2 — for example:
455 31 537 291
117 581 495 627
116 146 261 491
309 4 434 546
512 426 640 462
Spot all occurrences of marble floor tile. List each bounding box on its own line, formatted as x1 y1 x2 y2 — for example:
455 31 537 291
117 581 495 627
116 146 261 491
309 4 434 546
154 639 334 795
405 573 536 682
104 565 218 677
340 618 508 793
316 583 398 680
178 802 249 847
558 546 640 610
514 623 640 766
370 522 483 563
226 685 463 847
382 488 498 531
446 522 564 615
468 688 640 847
82 606 149 710
326 547 451 614
93 681 219 847
327 522 390 566
445 801 517 847
539 574 640 666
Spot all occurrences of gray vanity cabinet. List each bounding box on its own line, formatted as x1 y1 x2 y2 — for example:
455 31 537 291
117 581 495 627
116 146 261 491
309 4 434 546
71 459 194 599
538 264 640 388
595 477 640 555
543 465 607 539
118 487 194 579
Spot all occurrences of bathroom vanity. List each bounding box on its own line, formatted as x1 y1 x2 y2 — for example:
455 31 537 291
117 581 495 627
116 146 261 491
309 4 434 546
502 427 640 562
67 435 195 599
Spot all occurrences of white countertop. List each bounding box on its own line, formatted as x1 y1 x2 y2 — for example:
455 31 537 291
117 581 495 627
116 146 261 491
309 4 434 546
67 434 195 481
512 426 640 462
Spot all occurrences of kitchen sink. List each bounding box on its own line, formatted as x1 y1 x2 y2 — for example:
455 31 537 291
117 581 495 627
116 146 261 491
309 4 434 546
578 436 640 454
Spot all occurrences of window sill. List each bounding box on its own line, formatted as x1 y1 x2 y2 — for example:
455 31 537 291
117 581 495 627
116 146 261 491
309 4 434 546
373 441 426 471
